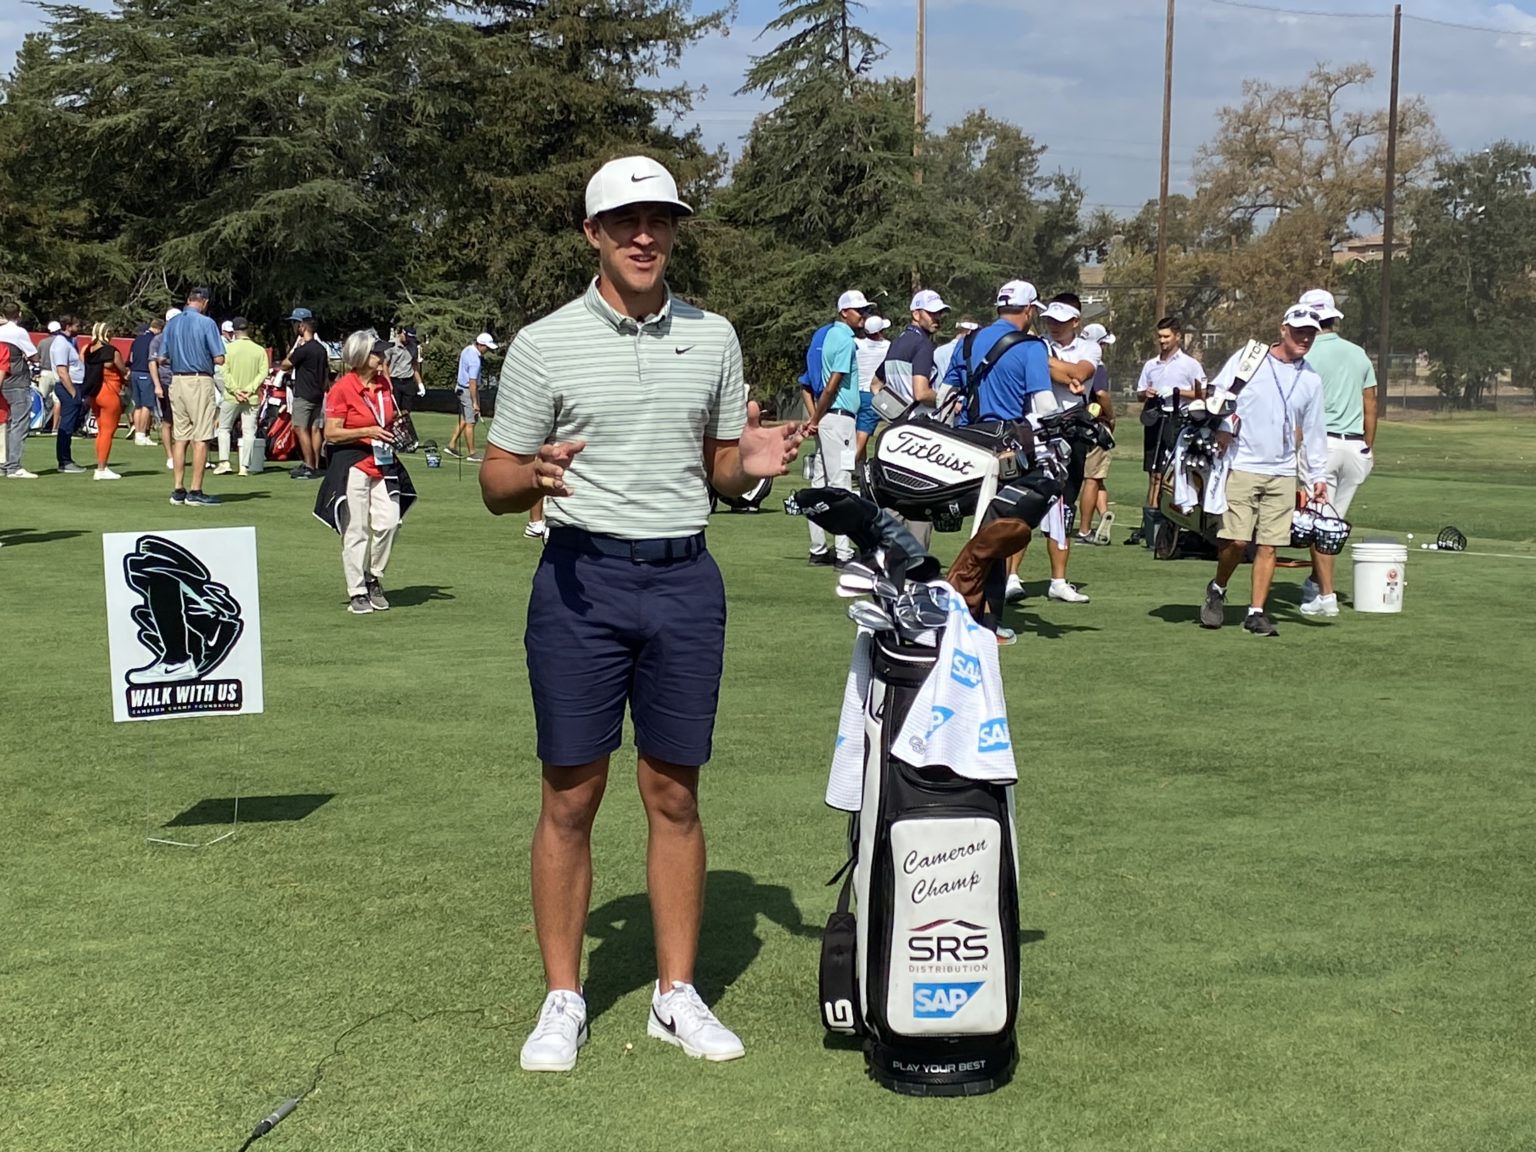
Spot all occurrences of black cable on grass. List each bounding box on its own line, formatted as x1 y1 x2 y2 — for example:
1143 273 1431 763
235 1006 524 1150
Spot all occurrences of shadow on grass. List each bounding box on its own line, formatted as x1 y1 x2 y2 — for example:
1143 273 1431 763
207 491 271 503
1149 604 1202 625
1008 609 1101 640
164 792 336 826
388 584 456 607
583 869 819 1022
0 528 86 547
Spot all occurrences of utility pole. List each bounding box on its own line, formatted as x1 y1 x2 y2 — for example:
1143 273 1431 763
914 0 925 187
1154 0 1176 320
1379 3 1402 408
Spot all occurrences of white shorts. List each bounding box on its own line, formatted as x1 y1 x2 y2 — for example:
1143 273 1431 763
1324 436 1374 516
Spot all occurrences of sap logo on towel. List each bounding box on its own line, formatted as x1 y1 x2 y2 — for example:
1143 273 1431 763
978 718 1011 754
926 706 955 738
949 652 982 689
913 981 985 1019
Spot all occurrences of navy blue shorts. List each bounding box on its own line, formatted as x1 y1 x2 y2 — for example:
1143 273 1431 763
856 391 879 434
526 532 726 768
129 372 156 409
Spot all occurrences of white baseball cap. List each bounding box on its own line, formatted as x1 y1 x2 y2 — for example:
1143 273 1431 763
1297 288 1343 322
1081 322 1116 345
585 155 693 219
221 320 234 334
1282 304 1323 331
47 320 61 333
910 289 950 314
1040 301 1081 323
996 280 1042 309
475 331 498 349
837 289 873 312
165 308 181 322
863 316 892 335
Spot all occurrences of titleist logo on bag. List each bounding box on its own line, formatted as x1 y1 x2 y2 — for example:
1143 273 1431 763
879 428 993 484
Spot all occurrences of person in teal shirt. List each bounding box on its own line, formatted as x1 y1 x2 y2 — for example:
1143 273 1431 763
806 290 873 566
1294 289 1378 618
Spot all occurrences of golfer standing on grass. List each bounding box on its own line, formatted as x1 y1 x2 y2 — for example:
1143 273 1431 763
479 155 802 1074
1199 305 1329 637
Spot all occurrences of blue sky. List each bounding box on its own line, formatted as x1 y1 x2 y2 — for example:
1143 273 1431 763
4 0 1534 213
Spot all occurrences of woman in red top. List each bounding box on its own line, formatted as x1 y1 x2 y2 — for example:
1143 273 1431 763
323 331 405 615
84 322 128 479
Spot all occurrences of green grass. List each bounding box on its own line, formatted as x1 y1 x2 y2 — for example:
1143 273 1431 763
3 415 1535 1152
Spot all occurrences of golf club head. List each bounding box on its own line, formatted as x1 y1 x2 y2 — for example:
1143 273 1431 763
847 599 894 633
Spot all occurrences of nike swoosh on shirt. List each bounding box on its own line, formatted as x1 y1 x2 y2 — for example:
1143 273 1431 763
630 173 660 183
675 346 694 355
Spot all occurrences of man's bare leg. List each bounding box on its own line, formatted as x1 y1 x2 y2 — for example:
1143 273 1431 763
1249 544 1277 612
1214 539 1245 591
1312 547 1338 598
637 753 705 989
532 758 610 992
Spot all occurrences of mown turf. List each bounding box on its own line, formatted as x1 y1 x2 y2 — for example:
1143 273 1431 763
2 413 1534 1152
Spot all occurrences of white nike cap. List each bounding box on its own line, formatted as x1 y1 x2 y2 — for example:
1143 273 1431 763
475 332 498 349
585 155 693 219
837 289 873 312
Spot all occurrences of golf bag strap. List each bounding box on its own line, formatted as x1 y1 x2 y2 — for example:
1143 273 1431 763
963 330 1043 425
826 853 856 901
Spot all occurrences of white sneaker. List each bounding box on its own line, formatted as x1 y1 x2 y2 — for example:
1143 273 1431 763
648 981 745 1062
135 434 153 446
1004 574 1026 603
126 658 197 685
1300 593 1340 617
1048 580 1090 603
995 626 1018 647
93 468 122 481
213 462 233 475
524 519 546 539
6 468 38 479
520 990 588 1073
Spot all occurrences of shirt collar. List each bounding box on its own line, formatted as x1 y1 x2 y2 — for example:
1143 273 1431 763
583 277 673 333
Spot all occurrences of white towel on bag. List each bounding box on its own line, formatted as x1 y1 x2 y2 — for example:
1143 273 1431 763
825 629 873 811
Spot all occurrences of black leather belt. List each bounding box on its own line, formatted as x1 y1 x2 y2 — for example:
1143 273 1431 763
547 526 706 564
1329 432 1366 442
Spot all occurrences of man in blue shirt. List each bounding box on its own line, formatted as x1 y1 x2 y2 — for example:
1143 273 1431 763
943 280 1054 424
447 332 496 462
127 318 161 446
806 290 873 566
160 287 226 506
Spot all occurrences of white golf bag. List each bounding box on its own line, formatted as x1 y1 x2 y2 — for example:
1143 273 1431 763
820 633 1021 1096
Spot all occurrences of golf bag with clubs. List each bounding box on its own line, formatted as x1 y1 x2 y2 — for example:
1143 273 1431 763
709 477 773 514
255 373 298 461
789 488 1021 1096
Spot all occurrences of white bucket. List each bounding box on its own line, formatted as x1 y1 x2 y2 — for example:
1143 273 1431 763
1351 541 1407 613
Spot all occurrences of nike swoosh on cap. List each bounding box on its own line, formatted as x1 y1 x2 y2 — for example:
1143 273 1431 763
630 173 660 183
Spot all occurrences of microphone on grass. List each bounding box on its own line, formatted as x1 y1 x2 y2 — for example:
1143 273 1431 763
238 1098 299 1151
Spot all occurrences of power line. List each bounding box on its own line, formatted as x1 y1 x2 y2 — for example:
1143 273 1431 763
1203 0 1536 36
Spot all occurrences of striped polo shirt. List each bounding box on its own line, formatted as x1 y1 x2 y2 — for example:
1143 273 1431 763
488 279 749 540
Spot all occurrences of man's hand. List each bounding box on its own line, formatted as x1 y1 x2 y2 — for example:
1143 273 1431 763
738 401 805 478
534 441 585 497
1312 481 1329 504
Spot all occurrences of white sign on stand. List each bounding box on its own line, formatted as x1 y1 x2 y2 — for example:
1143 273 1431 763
103 527 263 847
103 527 264 723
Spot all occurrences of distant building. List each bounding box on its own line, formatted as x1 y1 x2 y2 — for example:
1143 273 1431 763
1334 232 1387 265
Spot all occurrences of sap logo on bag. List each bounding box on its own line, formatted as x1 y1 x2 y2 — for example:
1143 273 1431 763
978 718 1010 754
913 981 986 1019
949 652 982 689
926 706 955 738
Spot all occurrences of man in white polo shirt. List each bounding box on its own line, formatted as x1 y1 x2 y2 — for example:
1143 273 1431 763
480 155 801 1074
1131 317 1205 548
1198 305 1329 637
1294 288 1377 618
1004 292 1096 604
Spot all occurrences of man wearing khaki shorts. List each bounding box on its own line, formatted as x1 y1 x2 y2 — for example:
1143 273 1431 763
1198 305 1329 637
159 287 225 506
